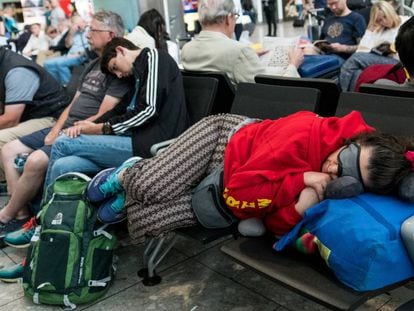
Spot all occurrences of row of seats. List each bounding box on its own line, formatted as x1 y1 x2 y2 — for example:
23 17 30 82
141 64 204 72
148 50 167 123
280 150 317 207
138 70 414 309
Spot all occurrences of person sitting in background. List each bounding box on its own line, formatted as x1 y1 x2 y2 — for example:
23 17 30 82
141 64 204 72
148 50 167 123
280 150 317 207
3 7 19 39
36 20 70 66
339 1 407 91
376 16 414 88
49 0 66 28
319 0 366 61
22 23 49 61
43 14 89 86
126 9 179 63
181 0 303 86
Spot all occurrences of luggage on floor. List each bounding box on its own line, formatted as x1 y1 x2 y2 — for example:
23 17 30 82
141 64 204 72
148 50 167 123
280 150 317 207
22 173 117 310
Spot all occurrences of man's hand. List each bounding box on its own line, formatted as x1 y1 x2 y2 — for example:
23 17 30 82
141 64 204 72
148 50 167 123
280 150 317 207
288 47 305 68
73 120 103 135
304 171 332 201
63 125 82 138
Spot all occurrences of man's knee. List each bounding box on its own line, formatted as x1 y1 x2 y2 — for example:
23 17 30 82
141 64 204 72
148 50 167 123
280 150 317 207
2 139 32 161
24 150 49 173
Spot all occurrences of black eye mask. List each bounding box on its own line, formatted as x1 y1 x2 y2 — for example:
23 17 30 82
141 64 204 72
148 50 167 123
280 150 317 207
338 143 363 186
325 143 365 199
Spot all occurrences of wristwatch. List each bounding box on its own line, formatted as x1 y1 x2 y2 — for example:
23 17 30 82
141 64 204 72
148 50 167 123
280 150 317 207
102 122 113 135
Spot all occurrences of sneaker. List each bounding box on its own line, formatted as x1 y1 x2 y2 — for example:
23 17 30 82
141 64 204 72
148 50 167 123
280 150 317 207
97 192 126 224
87 157 142 202
4 216 37 248
0 261 24 283
87 167 117 202
0 217 30 239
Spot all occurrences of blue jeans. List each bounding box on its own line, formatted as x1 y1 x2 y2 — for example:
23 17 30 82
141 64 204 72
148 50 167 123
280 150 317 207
43 54 87 85
45 134 133 188
339 52 398 92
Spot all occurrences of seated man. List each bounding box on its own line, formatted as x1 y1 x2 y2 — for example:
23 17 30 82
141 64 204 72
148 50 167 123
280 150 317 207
181 0 304 86
0 47 69 184
44 37 189 212
319 0 366 60
376 16 414 88
0 11 131 236
43 15 89 86
22 23 49 61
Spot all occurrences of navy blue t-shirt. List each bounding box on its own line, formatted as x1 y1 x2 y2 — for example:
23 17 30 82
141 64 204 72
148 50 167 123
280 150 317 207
320 11 366 58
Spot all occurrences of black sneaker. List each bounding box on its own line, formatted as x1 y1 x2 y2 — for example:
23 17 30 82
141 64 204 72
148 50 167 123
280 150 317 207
0 218 30 239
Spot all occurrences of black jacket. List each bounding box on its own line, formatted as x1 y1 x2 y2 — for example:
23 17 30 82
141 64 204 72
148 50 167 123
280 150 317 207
0 47 69 121
103 48 189 158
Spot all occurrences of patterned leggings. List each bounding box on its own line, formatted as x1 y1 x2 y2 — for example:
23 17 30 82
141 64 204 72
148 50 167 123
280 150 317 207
123 114 248 244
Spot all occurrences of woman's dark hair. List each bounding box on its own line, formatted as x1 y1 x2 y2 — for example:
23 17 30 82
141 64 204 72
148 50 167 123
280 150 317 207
351 132 414 194
138 9 168 51
101 37 139 75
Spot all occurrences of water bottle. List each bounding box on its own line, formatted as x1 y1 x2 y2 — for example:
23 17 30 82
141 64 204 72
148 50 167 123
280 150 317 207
14 152 29 173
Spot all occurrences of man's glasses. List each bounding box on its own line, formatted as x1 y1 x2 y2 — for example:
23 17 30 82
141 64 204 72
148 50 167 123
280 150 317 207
87 26 112 33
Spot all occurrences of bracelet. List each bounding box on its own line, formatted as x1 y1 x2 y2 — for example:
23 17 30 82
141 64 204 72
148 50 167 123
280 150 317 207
102 122 113 135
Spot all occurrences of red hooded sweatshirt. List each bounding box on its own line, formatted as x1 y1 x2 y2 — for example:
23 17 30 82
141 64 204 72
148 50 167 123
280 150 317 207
223 111 374 236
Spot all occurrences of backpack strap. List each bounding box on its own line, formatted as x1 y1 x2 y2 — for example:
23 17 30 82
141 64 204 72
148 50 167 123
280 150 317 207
63 295 77 310
55 172 92 183
88 276 112 287
94 224 113 240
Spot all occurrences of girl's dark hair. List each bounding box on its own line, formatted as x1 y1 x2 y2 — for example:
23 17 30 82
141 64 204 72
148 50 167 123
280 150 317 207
351 132 414 194
138 9 169 51
101 37 139 75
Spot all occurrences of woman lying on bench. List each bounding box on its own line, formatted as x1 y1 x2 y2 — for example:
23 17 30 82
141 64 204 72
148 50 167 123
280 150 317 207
87 111 414 243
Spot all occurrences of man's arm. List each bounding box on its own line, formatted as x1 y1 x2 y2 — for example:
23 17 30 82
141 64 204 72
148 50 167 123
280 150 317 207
64 94 125 137
0 104 25 129
330 43 358 54
1 67 40 129
44 91 80 145
84 95 123 122
64 23 78 49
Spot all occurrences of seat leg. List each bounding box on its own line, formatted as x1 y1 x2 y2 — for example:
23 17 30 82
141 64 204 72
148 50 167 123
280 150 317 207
137 234 178 286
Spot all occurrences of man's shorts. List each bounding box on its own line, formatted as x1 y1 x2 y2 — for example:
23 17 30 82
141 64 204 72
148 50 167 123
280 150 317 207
19 127 53 157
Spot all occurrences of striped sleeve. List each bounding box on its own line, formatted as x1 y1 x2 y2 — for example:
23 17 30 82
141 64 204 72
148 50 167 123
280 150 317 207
111 49 159 135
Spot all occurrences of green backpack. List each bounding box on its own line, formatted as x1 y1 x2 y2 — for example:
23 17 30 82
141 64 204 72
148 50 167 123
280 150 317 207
22 173 117 309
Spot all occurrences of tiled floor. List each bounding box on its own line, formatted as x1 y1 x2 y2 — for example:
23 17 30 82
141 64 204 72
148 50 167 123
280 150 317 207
0 21 413 311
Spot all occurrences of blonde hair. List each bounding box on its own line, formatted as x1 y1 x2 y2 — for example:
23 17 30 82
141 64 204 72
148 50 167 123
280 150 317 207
367 1 401 31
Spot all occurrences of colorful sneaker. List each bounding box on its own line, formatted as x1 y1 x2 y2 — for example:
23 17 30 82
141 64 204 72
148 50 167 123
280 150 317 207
0 217 30 239
97 192 126 224
87 157 142 202
4 216 37 248
0 260 24 283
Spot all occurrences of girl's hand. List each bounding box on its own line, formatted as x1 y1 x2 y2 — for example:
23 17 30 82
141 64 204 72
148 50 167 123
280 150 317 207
304 171 332 201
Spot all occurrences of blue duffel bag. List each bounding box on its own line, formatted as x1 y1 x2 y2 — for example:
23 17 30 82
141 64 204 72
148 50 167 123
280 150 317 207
298 54 342 78
275 193 414 291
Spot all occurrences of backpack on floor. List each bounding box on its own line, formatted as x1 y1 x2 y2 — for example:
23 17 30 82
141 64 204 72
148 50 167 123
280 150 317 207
22 172 117 310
